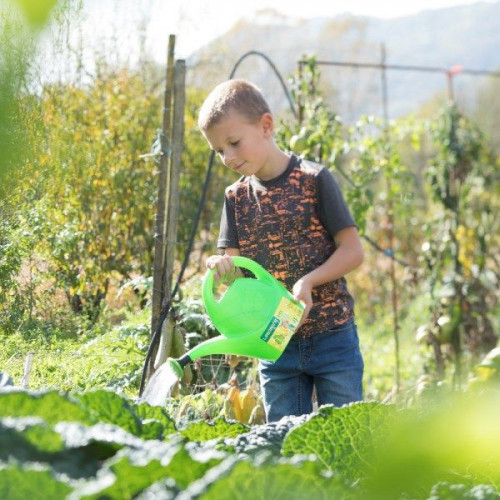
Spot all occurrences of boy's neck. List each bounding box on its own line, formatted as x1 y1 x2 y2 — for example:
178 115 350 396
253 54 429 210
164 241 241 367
254 148 291 182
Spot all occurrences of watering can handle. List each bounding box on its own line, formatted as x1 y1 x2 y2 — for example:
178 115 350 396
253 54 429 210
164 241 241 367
203 256 275 311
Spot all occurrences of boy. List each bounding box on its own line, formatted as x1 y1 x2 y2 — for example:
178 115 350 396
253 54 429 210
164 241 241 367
198 79 364 422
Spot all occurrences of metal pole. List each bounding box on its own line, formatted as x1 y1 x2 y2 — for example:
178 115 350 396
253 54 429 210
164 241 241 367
446 66 463 102
447 71 454 101
380 44 400 395
297 59 304 125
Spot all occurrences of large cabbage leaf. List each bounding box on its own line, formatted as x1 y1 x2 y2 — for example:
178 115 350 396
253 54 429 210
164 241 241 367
281 402 397 481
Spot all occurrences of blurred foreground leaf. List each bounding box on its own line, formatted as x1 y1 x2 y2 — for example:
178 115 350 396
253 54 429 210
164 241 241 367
0 390 92 425
0 464 72 500
0 0 60 197
10 0 58 28
367 391 500 498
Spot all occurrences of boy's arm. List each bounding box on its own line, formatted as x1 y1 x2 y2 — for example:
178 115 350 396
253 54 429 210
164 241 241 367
292 226 364 318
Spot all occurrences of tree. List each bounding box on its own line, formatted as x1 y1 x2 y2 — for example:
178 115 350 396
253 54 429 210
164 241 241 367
31 70 160 317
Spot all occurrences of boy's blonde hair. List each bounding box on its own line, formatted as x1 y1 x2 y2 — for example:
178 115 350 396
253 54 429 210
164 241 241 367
198 79 271 132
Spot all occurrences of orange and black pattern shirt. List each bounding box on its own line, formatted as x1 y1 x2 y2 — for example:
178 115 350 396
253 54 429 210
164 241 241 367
218 154 356 338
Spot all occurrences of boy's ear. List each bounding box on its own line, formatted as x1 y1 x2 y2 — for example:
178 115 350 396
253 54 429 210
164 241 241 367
260 113 274 136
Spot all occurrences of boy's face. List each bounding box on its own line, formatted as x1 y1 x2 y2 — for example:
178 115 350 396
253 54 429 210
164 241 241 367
202 110 273 178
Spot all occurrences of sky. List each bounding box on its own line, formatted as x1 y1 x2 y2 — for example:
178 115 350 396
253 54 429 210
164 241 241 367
36 0 496 86
141 0 497 58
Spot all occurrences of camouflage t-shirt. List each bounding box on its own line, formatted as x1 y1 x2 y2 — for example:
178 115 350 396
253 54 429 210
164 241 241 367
218 154 356 338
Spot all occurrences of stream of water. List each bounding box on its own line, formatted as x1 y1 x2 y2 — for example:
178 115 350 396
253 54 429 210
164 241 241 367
138 362 180 406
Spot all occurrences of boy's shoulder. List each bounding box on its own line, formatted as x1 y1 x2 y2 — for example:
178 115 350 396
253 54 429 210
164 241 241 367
224 174 247 196
290 155 332 185
297 157 326 176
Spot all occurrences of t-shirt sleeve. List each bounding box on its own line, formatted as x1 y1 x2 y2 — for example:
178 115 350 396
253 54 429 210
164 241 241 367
316 167 356 237
217 192 239 249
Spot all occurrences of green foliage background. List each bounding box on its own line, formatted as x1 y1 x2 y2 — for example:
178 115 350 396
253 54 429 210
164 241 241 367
1 52 498 398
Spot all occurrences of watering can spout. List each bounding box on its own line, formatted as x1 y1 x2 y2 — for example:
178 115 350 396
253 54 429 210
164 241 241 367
166 334 280 379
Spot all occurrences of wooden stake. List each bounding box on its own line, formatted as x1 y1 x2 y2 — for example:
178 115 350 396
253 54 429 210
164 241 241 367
151 35 175 340
21 352 34 389
154 59 186 369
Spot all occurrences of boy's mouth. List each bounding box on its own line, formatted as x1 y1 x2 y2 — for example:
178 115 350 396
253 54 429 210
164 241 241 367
234 162 246 171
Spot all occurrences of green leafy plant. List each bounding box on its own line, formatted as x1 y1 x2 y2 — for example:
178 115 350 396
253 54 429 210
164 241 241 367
276 56 382 235
1 388 499 498
419 104 498 383
36 71 160 318
0 309 149 395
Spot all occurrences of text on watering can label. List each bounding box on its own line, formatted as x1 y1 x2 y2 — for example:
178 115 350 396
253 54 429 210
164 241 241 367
260 297 303 350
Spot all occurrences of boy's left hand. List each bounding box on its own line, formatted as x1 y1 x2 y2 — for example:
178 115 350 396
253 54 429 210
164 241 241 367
292 277 313 328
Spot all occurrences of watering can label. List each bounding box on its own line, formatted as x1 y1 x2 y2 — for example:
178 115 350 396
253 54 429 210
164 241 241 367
260 296 303 350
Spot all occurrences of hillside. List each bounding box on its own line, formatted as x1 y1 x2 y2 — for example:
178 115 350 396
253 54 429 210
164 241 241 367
187 2 500 121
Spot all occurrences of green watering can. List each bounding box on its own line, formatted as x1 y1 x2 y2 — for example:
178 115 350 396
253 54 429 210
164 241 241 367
167 256 304 377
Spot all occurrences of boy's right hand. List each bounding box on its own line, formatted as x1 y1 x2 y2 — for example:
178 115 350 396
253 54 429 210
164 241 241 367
205 254 241 288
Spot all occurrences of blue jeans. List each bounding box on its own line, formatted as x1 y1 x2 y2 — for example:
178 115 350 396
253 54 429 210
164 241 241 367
259 319 364 422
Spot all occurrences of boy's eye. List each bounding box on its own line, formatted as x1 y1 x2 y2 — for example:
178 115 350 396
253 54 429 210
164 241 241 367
230 141 240 147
